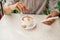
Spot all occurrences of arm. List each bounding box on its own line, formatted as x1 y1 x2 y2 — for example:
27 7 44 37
3 5 16 14
47 0 59 18
3 0 28 15
42 0 59 25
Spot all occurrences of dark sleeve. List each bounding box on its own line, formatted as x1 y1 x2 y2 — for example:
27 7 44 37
58 13 60 17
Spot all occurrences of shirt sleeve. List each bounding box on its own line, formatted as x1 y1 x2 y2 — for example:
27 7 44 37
4 0 15 6
49 0 59 13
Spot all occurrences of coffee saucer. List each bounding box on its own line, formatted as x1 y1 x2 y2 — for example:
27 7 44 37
24 23 36 30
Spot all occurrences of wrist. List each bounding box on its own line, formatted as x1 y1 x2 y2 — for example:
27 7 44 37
50 11 58 17
3 5 16 14
4 6 12 14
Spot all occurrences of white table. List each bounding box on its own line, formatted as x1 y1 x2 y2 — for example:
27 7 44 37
0 14 60 40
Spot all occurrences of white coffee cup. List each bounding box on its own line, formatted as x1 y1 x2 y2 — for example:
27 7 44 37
21 16 36 29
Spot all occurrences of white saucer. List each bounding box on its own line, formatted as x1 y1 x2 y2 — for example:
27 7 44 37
24 23 36 30
21 15 36 30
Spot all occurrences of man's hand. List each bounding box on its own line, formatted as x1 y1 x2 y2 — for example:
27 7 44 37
4 2 28 14
47 11 58 18
14 2 28 13
42 11 58 25
42 19 56 25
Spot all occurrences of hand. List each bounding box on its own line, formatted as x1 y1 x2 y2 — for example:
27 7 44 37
47 11 58 18
42 11 58 25
14 2 28 13
42 19 55 25
4 2 28 14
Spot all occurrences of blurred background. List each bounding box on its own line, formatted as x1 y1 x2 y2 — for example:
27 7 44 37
0 0 6 19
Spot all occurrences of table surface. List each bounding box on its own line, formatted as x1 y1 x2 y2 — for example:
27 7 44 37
0 14 60 40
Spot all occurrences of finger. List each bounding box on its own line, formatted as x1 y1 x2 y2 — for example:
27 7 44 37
42 19 56 25
17 3 24 12
23 6 28 12
16 5 22 12
42 21 52 25
15 2 28 13
18 2 28 12
49 19 55 24
16 2 26 12
15 7 19 12
16 2 23 12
